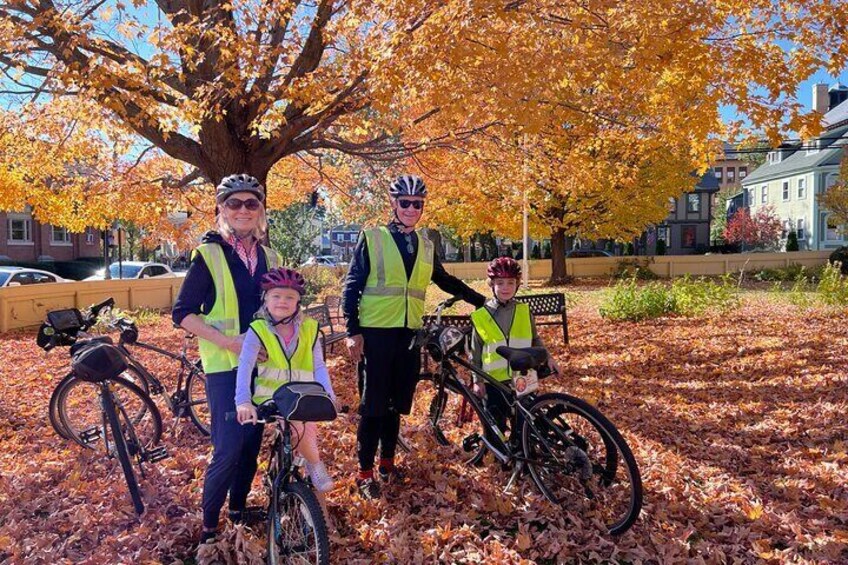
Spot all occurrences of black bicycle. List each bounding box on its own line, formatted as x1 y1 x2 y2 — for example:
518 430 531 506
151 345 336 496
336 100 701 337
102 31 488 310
66 338 166 515
227 382 336 565
41 298 209 445
418 298 643 535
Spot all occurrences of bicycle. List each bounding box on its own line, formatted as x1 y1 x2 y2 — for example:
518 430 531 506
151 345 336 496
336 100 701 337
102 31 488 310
66 337 167 515
226 382 336 565
416 297 643 535
40 298 209 446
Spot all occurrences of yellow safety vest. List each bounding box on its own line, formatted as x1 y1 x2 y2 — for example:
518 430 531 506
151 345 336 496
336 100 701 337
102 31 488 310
192 242 280 374
471 303 533 382
359 226 434 329
249 317 318 404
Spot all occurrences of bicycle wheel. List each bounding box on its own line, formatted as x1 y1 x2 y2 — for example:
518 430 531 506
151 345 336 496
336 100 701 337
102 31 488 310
49 372 76 440
426 368 488 465
60 373 162 450
521 393 642 536
185 366 210 436
267 480 329 565
102 384 145 515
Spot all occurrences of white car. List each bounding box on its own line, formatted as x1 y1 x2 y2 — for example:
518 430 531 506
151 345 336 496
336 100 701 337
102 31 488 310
85 261 176 280
0 267 68 287
301 256 346 268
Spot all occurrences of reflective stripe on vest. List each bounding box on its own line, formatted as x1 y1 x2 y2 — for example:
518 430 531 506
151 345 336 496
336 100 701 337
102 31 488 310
471 303 532 382
359 226 434 329
249 317 318 404
192 243 281 374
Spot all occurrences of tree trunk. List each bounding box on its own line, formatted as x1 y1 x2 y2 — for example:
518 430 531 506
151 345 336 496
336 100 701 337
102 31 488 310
550 226 568 284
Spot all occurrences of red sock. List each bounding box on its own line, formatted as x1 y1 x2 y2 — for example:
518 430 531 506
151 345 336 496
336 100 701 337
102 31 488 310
358 469 373 481
379 458 394 472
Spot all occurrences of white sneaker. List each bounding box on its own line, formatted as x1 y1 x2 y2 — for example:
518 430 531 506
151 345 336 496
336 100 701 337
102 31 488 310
306 461 335 492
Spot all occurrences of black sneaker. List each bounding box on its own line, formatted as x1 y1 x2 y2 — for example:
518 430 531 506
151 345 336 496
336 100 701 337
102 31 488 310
199 530 217 545
228 506 267 525
356 477 381 500
377 465 407 484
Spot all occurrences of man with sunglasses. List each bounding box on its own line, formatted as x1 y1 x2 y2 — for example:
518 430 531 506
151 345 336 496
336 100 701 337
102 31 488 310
342 174 486 500
173 173 281 546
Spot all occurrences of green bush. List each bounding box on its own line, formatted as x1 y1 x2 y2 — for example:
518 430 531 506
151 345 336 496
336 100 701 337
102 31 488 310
300 266 344 305
599 278 674 322
753 264 808 282
787 274 816 308
656 239 667 256
817 262 848 306
624 242 635 256
669 274 739 317
829 246 848 275
614 258 658 280
785 231 799 252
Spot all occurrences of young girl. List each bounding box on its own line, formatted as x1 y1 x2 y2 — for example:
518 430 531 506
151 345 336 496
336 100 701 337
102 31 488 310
235 267 336 492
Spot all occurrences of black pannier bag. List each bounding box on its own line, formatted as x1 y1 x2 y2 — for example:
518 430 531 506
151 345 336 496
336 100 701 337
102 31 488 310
271 382 337 422
71 341 127 383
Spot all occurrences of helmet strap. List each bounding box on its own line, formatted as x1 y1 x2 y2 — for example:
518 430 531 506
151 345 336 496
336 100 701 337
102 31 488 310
269 302 301 327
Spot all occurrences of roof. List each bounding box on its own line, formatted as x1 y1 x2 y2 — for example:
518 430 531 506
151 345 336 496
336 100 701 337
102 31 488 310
823 98 848 129
694 170 720 192
742 123 848 185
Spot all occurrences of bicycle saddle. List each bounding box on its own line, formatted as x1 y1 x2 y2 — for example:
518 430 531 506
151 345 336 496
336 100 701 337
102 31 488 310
495 346 548 372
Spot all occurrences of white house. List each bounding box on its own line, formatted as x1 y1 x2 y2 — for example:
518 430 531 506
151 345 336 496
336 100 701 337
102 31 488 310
741 83 848 250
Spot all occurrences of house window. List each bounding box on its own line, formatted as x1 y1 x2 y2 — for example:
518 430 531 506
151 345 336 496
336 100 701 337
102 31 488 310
797 219 805 240
782 181 790 201
761 185 768 204
686 194 700 213
668 197 677 213
656 226 670 242
85 228 96 245
681 225 697 248
714 167 723 182
826 215 841 241
739 167 747 179
798 178 806 199
51 225 71 244
7 217 32 243
727 168 736 183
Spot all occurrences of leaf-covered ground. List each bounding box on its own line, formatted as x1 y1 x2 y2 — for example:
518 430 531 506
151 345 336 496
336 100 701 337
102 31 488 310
1 287 847 564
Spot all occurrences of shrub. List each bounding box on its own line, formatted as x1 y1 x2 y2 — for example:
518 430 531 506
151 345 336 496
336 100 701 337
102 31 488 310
829 246 848 275
817 262 848 306
669 274 738 317
624 242 635 256
785 231 799 252
656 239 667 256
614 258 658 280
299 266 344 304
599 278 674 321
753 264 808 282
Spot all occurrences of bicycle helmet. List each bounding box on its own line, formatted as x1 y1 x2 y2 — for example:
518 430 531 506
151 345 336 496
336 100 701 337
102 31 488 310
261 267 307 295
388 175 427 198
487 257 521 280
216 174 265 203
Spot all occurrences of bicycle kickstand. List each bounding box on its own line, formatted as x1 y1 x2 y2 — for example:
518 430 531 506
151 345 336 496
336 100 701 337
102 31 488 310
504 460 525 492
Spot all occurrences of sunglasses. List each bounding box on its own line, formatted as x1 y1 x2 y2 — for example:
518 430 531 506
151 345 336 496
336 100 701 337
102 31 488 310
223 197 262 211
397 199 424 210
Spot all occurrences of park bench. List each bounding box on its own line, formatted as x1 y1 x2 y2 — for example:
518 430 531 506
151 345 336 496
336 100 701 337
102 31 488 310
304 304 348 357
322 295 343 325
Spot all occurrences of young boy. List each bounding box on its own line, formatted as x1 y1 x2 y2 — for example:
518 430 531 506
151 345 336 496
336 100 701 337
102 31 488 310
470 257 559 446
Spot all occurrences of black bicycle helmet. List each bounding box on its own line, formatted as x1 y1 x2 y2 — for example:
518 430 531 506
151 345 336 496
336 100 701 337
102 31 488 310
216 174 265 202
388 175 427 198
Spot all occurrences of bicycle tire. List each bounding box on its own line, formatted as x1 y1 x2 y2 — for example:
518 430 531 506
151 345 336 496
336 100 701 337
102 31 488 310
185 367 210 436
426 368 488 465
59 373 162 450
102 384 145 515
49 372 77 440
521 393 642 535
267 480 329 565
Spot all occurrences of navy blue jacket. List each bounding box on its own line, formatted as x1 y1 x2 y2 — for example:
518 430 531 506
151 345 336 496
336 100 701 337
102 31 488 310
172 232 272 334
342 224 486 335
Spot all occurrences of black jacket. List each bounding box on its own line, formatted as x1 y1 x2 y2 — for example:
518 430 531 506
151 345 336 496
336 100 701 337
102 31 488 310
342 225 486 335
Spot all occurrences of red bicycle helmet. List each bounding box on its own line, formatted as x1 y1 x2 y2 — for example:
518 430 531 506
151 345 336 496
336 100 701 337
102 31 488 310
261 267 307 295
487 257 521 280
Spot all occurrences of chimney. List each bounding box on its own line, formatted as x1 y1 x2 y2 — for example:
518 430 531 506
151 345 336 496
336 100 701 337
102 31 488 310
813 83 829 113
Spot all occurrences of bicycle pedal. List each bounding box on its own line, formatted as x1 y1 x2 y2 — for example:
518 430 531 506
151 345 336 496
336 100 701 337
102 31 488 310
79 426 102 444
145 446 170 463
462 433 481 453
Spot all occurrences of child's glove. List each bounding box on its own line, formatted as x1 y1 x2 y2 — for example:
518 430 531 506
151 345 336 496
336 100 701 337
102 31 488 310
236 403 258 425
472 382 486 398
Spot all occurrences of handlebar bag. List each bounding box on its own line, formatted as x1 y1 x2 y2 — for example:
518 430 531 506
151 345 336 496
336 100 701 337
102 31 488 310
272 382 337 422
46 308 84 332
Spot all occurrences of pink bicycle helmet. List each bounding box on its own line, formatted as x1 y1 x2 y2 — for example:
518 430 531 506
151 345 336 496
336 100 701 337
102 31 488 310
261 267 307 295
487 257 521 280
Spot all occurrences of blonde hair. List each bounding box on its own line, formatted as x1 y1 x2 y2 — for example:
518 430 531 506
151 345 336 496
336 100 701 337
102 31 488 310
216 205 268 241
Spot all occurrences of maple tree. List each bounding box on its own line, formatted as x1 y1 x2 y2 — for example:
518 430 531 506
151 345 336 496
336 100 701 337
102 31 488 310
723 206 782 250
1 0 848 270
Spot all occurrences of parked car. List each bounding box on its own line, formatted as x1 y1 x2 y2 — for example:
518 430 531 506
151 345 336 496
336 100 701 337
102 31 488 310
301 256 345 268
0 267 69 287
566 249 613 259
85 261 175 280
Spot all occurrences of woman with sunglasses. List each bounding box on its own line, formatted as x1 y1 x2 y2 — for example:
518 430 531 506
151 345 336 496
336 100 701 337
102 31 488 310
342 174 486 500
172 173 282 547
